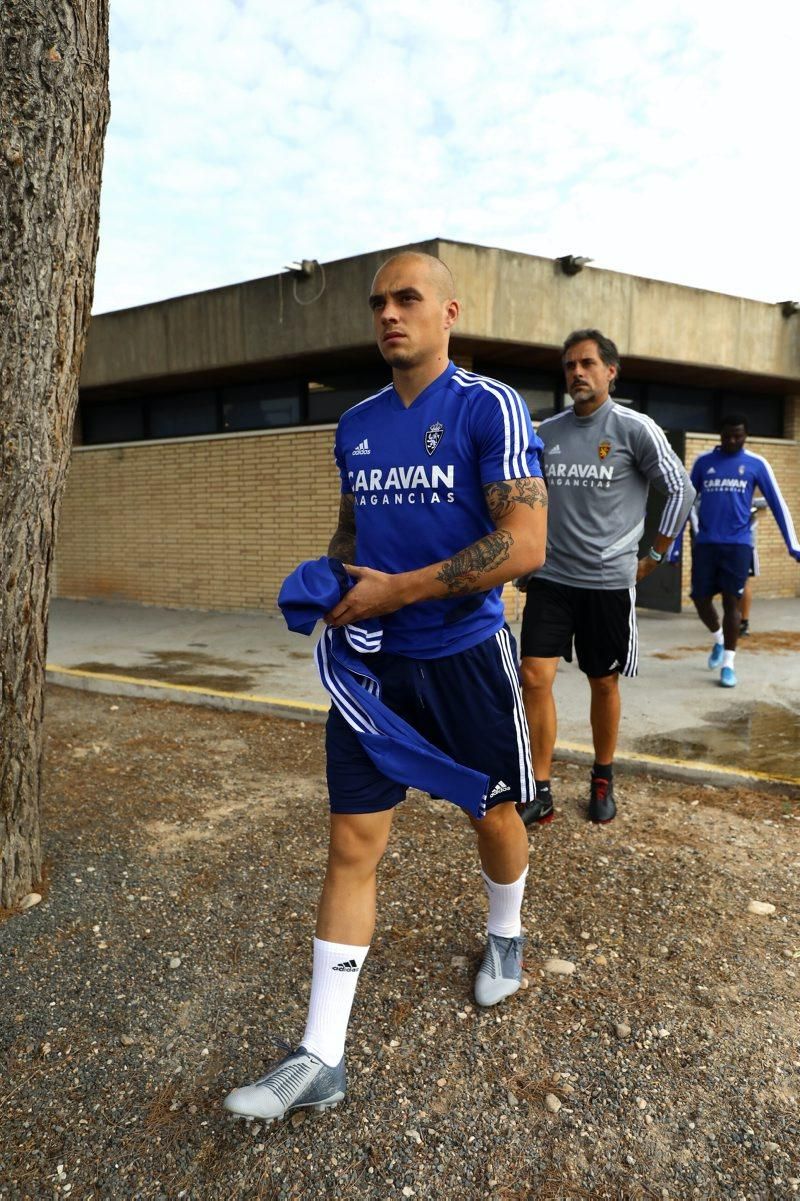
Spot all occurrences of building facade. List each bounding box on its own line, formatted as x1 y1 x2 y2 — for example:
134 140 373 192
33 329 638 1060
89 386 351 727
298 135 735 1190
55 240 800 613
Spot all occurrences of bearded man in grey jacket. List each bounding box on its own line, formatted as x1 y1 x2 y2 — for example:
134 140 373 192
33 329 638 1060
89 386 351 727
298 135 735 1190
519 329 695 824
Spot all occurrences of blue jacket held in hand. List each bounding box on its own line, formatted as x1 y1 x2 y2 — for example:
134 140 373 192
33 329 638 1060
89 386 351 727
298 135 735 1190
277 557 488 819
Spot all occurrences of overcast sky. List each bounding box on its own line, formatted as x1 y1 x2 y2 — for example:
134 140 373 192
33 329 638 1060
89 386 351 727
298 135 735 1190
93 0 799 314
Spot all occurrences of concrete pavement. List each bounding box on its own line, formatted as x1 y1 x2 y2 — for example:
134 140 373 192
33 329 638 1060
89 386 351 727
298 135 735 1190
46 596 800 789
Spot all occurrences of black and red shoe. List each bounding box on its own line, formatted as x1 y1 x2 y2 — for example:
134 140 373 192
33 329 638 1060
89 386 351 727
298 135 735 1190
589 775 616 824
520 787 554 827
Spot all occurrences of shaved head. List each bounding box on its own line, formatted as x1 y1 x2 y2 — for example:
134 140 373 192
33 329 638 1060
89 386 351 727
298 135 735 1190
372 252 456 302
369 251 460 383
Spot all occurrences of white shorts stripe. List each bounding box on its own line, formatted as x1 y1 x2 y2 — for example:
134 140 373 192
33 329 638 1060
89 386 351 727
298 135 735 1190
622 587 639 677
316 632 381 734
495 628 534 805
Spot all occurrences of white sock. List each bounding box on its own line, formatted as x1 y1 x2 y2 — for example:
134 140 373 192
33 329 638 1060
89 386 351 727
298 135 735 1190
481 867 528 938
300 938 369 1067
723 649 735 668
713 628 724 646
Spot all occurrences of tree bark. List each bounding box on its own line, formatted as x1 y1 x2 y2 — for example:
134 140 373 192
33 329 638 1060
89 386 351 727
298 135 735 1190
0 1 109 906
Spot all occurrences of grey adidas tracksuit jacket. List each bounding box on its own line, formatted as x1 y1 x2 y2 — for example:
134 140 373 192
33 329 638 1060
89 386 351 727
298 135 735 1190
534 400 695 590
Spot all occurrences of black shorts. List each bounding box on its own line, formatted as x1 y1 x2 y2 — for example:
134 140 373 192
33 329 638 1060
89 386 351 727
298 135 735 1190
520 577 638 679
326 627 534 814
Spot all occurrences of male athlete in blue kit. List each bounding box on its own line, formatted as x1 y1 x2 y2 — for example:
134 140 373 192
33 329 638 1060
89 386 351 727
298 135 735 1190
224 252 547 1123
690 415 800 687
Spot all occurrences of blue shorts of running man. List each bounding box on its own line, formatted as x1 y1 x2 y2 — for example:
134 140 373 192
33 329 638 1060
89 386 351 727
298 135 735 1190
325 627 533 815
690 542 752 600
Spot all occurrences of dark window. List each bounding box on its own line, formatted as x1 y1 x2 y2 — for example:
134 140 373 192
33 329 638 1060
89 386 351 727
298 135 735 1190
645 385 716 433
149 391 218 439
77 373 787 446
719 392 782 439
613 380 645 410
82 400 145 444
222 381 302 431
307 373 388 424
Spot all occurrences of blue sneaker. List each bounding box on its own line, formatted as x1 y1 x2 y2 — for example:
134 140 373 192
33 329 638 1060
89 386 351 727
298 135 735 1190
708 643 724 670
720 666 737 688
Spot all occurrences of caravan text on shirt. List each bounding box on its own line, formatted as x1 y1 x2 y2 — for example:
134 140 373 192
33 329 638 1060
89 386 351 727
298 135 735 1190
334 360 544 658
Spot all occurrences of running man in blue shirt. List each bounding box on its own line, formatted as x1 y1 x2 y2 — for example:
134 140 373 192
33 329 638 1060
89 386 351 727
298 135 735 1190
224 252 547 1123
690 415 800 687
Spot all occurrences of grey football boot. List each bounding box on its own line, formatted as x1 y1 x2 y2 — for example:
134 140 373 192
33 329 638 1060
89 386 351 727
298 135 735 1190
474 933 525 1007
223 1046 346 1123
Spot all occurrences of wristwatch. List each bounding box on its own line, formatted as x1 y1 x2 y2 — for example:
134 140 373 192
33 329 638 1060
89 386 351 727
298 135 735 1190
647 547 664 563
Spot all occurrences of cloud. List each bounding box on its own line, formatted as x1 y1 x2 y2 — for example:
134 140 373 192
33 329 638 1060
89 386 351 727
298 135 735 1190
93 0 800 312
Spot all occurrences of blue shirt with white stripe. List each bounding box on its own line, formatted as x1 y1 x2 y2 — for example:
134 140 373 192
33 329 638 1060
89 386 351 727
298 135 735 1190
334 361 543 658
690 446 800 558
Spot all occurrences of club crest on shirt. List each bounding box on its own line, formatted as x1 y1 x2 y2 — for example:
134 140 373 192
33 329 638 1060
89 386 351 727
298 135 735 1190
598 440 611 460
424 421 445 456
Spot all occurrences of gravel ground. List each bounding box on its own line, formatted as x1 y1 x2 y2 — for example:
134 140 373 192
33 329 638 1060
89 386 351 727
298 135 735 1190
1 686 799 1200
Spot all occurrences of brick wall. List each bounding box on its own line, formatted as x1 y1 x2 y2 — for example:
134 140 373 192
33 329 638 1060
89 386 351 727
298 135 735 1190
54 427 342 611
679 433 800 605
54 424 800 614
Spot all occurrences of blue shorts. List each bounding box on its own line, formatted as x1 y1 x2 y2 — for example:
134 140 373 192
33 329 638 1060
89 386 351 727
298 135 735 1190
325 627 533 814
691 542 752 599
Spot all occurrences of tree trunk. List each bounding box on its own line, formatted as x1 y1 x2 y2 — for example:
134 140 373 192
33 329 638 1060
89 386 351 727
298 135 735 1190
0 2 109 906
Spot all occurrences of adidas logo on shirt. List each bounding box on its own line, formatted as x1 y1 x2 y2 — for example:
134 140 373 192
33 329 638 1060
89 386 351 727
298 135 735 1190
332 959 359 972
706 467 716 474
489 779 511 798
352 439 371 456
549 444 561 454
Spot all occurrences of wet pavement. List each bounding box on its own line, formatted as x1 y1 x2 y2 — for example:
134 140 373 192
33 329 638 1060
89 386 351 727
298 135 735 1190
638 700 800 778
47 596 800 786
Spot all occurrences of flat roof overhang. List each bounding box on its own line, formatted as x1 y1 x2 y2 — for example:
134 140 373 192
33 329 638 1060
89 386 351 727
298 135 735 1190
81 238 800 399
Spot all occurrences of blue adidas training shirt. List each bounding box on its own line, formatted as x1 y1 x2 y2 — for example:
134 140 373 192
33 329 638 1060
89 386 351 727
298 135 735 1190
690 445 800 558
334 361 544 658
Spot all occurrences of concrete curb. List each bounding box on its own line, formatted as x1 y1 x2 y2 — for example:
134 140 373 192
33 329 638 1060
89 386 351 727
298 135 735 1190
553 740 800 795
46 665 328 723
47 664 800 796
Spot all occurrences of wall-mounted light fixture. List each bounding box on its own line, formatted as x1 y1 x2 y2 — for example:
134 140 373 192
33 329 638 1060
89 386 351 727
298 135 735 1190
779 300 800 318
283 259 318 278
555 254 593 276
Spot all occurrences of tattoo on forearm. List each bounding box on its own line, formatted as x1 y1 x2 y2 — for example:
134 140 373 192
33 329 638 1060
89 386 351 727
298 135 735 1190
484 477 548 521
435 530 514 595
327 494 356 560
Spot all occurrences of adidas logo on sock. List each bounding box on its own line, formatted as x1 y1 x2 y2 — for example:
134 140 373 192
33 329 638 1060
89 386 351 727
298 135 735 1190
352 438 371 455
332 959 359 972
489 779 510 798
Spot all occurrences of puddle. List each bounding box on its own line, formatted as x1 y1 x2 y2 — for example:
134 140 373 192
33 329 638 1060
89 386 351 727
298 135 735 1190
635 702 800 776
73 650 260 694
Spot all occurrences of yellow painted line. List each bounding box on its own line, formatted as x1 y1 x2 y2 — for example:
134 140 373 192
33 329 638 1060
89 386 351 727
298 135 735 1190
47 665 800 787
46 664 329 713
555 738 800 787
